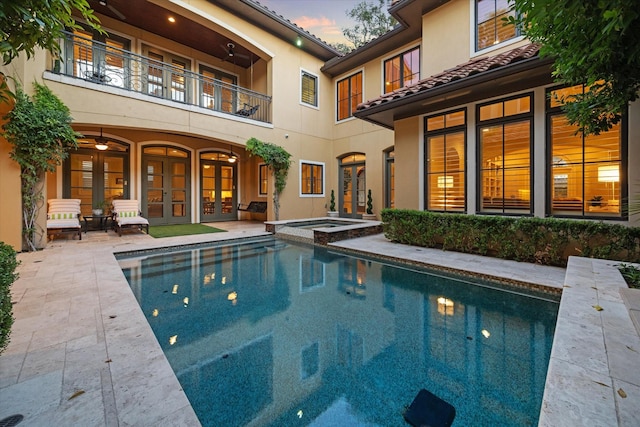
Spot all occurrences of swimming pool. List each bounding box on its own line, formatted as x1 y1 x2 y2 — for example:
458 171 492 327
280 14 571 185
118 237 558 427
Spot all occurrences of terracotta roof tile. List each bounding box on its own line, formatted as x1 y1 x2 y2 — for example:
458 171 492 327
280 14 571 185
356 43 541 112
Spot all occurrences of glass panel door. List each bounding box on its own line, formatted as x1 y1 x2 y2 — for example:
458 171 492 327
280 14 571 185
145 159 165 220
171 160 187 218
142 148 191 225
220 165 236 218
66 151 129 217
69 154 94 216
200 160 236 221
202 162 216 219
339 161 366 218
104 156 124 208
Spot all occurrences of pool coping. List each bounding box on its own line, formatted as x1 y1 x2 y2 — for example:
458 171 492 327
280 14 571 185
1 229 638 425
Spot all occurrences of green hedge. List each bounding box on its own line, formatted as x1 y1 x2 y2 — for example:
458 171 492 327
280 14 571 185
0 242 19 354
381 209 640 267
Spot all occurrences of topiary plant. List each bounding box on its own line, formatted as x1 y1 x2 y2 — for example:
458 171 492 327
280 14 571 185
330 189 336 211
0 242 19 354
366 189 373 214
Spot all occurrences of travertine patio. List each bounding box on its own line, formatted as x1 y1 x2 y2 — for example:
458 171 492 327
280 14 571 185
0 222 638 426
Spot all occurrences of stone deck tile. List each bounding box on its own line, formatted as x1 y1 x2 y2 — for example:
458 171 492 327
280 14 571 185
1 227 638 426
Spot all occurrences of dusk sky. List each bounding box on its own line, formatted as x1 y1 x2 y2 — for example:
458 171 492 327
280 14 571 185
257 0 363 45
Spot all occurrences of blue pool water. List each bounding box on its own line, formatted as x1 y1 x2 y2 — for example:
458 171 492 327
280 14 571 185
118 237 558 427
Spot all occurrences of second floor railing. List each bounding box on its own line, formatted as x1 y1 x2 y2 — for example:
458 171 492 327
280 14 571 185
52 32 271 124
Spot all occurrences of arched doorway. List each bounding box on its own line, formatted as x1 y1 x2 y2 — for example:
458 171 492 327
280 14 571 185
142 146 191 225
339 153 366 218
200 151 237 221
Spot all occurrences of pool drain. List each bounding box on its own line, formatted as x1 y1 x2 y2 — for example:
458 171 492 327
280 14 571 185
0 414 24 427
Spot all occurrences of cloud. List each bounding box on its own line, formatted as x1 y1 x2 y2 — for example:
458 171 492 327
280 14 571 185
293 15 334 30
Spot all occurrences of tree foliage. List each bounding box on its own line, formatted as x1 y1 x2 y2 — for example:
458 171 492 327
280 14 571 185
2 83 79 251
509 0 640 135
342 0 397 51
1 0 102 65
245 137 291 220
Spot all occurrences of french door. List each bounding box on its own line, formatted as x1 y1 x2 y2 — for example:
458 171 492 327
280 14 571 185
65 150 129 216
339 154 366 218
142 147 190 225
201 160 237 221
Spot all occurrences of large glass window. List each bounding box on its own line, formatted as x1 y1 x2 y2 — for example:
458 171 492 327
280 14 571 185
476 0 519 51
425 110 466 212
337 71 363 121
301 70 318 107
384 47 420 93
478 94 532 214
300 161 324 196
548 85 623 218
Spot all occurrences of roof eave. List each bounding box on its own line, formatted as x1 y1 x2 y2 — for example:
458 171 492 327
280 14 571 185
354 56 555 129
213 0 342 60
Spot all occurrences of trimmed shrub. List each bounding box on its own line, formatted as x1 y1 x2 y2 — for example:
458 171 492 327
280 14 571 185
381 209 640 267
0 242 19 354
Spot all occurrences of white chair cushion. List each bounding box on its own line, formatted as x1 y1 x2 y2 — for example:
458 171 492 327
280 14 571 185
112 200 141 212
117 216 149 226
47 218 81 229
48 199 81 214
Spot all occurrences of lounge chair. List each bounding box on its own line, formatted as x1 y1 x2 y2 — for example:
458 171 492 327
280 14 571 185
46 199 82 240
112 200 149 236
236 103 259 117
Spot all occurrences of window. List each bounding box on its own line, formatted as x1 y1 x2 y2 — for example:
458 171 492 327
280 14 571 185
478 94 532 213
337 71 363 121
259 164 268 196
425 110 466 212
547 85 623 218
384 47 419 93
476 0 519 51
300 161 324 196
301 70 318 107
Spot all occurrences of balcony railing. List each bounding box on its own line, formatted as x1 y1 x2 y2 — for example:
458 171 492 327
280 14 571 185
51 32 271 124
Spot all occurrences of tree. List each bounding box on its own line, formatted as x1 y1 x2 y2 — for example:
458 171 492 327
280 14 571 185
1 0 102 65
2 83 79 251
342 0 397 51
509 0 640 135
245 138 291 220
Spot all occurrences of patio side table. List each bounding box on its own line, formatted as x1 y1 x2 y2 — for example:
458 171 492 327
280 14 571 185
83 215 111 233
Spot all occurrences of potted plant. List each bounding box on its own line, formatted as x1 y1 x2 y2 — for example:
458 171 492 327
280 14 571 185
590 195 603 207
93 200 110 216
363 189 376 220
327 190 339 217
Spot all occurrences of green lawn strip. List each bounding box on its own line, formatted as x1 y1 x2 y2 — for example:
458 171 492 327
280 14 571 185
148 223 226 238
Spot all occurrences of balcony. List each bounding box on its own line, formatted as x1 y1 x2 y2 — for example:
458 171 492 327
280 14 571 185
51 31 271 124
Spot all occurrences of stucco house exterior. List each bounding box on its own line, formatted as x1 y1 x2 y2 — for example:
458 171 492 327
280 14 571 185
1 0 638 250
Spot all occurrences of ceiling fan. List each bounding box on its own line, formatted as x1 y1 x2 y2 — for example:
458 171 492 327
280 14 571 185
220 43 250 61
98 0 126 20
